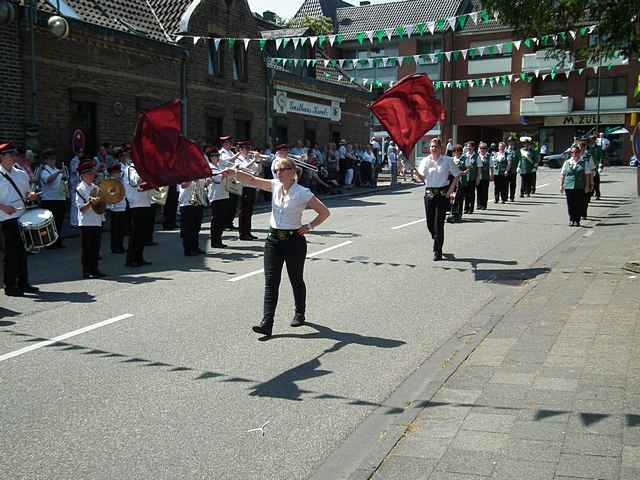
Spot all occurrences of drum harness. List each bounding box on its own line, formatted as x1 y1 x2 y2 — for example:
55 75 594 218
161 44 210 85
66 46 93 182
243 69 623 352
1 170 27 212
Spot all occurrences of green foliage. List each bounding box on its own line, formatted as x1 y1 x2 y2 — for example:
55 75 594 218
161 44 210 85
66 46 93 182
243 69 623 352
288 16 334 36
482 0 639 61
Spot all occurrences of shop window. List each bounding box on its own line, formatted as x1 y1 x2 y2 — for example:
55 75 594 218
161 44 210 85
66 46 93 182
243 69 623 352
233 43 248 82
208 37 224 78
586 76 627 96
235 119 251 141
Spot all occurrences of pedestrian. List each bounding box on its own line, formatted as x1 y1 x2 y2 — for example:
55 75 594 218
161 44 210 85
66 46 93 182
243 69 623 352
106 164 127 254
560 144 593 227
448 144 466 223
235 141 259 240
589 134 604 200
446 138 454 157
0 142 41 296
68 148 83 227
343 143 356 189
413 138 460 261
38 148 67 248
518 137 537 197
220 154 331 338
476 142 491 209
179 177 208 256
75 160 106 278
463 141 478 213
491 142 509 204
124 162 152 267
388 143 398 185
505 137 519 201
209 150 233 249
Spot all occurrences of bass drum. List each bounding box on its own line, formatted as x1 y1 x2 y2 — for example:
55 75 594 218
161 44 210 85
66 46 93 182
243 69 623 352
19 208 58 252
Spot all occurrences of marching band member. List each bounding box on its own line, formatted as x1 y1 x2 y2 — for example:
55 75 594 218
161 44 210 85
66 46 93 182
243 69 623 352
38 148 68 248
76 160 106 278
124 162 152 267
505 137 519 201
448 144 466 223
588 134 604 200
236 141 259 241
0 142 40 296
208 150 232 249
560 144 593 227
491 142 509 204
179 176 209 256
476 142 491 210
578 136 596 219
463 141 478 214
106 164 127 254
518 137 537 197
219 136 239 230
220 156 331 338
68 148 83 227
414 138 460 261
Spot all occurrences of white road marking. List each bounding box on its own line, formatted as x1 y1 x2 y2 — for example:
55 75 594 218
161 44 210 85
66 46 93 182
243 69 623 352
391 219 425 230
228 241 353 282
0 314 134 363
247 421 270 436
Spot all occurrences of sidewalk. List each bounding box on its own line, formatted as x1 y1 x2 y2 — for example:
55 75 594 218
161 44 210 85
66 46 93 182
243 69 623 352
365 197 640 480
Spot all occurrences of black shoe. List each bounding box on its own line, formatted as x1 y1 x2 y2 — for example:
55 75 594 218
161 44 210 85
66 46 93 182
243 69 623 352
570 221 575 227
502 200 506 204
239 234 258 241
290 314 306 327
196 249 207 254
184 251 199 257
83 272 92 279
433 252 443 261
140 260 152 266
211 242 227 248
520 194 524 198
126 262 143 268
145 241 159 246
112 249 126 254
596 196 600 200
252 323 273 337
21 285 40 293
4 287 23 297
92 271 107 278
576 221 581 227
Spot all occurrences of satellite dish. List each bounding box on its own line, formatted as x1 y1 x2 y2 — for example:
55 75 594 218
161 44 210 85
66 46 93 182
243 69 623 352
48 15 70 39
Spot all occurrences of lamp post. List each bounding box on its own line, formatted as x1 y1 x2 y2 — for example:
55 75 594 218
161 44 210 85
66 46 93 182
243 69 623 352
25 0 39 151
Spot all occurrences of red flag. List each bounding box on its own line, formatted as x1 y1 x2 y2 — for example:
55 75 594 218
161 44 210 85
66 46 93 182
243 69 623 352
370 74 444 157
131 100 211 188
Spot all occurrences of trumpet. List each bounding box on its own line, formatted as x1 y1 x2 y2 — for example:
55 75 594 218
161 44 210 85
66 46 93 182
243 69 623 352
288 154 318 173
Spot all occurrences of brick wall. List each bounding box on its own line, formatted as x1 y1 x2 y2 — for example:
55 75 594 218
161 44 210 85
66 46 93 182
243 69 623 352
0 18 24 144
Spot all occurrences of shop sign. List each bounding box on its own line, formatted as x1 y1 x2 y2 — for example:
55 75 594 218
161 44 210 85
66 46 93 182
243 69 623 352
274 90 341 121
544 113 625 127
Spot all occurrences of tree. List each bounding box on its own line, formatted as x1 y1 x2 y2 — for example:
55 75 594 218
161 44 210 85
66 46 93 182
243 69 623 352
288 16 334 35
482 0 639 62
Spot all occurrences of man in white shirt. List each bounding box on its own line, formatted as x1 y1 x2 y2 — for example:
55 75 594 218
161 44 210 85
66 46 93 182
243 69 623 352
106 164 127 254
76 160 106 278
208 149 231 248
387 143 398 185
0 142 41 296
219 136 239 230
38 148 67 248
236 141 259 240
290 140 305 157
124 162 152 267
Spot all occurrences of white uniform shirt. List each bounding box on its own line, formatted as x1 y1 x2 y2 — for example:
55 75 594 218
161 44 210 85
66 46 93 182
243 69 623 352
124 166 151 209
107 172 127 212
360 151 375 164
76 181 104 227
417 155 460 188
39 165 65 201
0 164 29 222
219 147 235 163
270 180 314 230
388 149 398 165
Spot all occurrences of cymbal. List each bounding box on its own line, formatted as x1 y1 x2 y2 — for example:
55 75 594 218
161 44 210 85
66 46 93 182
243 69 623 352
100 178 125 204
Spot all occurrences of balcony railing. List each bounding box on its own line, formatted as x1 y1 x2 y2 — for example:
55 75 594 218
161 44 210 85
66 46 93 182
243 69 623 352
585 96 628 111
521 50 574 73
466 99 511 116
520 95 574 116
467 57 512 75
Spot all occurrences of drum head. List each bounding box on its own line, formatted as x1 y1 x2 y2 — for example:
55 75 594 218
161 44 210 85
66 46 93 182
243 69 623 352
20 208 53 226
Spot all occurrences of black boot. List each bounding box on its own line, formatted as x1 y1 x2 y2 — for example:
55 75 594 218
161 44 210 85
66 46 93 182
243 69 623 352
290 313 305 327
252 320 273 337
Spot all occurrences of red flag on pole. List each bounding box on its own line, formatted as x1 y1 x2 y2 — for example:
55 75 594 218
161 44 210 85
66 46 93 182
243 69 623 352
370 74 444 157
131 100 211 188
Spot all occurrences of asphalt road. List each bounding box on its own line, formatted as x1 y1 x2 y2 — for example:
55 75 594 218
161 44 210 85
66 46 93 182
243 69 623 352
1 167 637 480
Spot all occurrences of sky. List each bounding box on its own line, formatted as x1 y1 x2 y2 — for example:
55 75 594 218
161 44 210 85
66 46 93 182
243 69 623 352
247 0 402 20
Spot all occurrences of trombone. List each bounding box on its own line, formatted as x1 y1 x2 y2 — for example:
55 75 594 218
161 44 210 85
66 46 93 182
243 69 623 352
287 154 318 173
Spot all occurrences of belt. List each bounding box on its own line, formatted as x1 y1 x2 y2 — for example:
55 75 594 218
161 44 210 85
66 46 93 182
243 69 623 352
269 228 299 240
425 186 448 195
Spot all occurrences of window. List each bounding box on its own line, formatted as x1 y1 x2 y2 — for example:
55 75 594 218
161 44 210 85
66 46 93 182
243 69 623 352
469 39 513 59
233 43 248 82
417 37 443 55
535 78 568 96
588 33 610 48
70 101 97 156
208 38 224 77
234 119 251 140
468 84 511 102
206 116 223 143
586 76 627 96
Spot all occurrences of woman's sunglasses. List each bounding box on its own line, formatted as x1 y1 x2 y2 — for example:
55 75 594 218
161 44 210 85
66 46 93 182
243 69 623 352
274 167 292 173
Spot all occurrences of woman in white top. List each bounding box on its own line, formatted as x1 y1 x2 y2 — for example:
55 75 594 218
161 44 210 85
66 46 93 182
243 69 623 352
413 138 460 261
221 153 330 338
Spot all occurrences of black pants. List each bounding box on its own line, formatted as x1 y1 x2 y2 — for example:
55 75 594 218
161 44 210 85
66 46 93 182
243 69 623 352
464 181 476 213
594 173 601 198
584 191 592 218
210 198 233 245
180 205 204 254
40 200 66 246
520 173 533 196
424 193 448 254
531 171 537 193
361 162 373 186
1 218 29 289
81 226 101 274
239 187 256 236
226 193 240 228
507 173 517 201
163 185 179 228
494 175 508 203
450 188 465 221
127 207 148 264
109 210 127 252
145 204 158 243
476 179 490 209
565 189 585 223
263 233 307 324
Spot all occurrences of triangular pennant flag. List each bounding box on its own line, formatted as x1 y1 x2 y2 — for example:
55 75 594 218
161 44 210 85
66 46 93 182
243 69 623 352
356 32 366 46
565 70 570 79
226 38 235 49
413 54 421 64
369 30 377 44
338 59 345 68
579 27 588 36
477 46 485 57
481 78 487 86
214 38 222 50
336 34 344 46
480 10 491 22
175 35 183 42
524 38 533 48
542 73 549 80
447 17 457 31
243 38 250 51
328 35 336 47
461 49 468 59
550 67 557 80
532 37 539 45
429 53 437 63
395 26 406 39
444 51 451 61
494 10 500 20
323 59 330 67
467 79 474 87
552 34 558 45
508 74 514 81
337 74 343 81
385 27 394 41
578 68 585 75
193 36 200 45
258 39 267 50
470 12 479 24
457 15 468 30
427 21 436 34
415 23 426 35
558 32 566 42
436 19 446 31
405 24 415 38
513 40 521 50
520 72 527 80
381 57 388 68
534 69 540 77
318 35 326 47
292 38 300 49
496 44 504 54
592 65 599 74
569 30 576 40
282 38 290 48
588 25 597 33
309 36 318 47
362 78 369 86
275 38 282 50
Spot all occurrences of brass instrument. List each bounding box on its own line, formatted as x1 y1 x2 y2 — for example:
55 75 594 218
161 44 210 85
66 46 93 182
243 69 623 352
100 178 126 204
287 154 318 173
90 186 107 215
148 186 169 206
